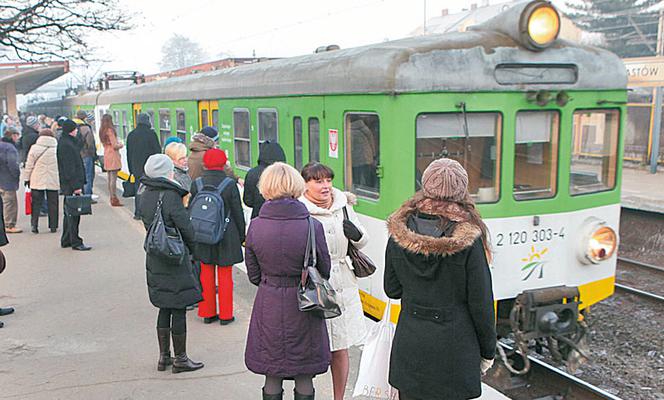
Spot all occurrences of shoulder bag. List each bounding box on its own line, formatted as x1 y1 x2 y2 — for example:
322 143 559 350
64 194 93 217
342 206 376 278
122 176 137 198
298 217 342 319
143 192 186 264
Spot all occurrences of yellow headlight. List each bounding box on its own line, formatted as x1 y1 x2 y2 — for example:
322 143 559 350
527 5 560 47
588 226 617 262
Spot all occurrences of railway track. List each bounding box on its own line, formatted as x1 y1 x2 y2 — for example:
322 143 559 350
615 257 664 303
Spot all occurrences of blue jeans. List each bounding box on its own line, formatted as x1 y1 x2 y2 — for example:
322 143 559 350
83 157 95 195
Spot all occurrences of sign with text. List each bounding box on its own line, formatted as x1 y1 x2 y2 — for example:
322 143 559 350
624 56 664 87
328 129 339 158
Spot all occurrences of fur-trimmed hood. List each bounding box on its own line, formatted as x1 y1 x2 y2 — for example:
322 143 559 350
387 197 481 257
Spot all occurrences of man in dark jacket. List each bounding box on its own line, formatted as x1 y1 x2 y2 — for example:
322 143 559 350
243 141 285 219
190 149 245 325
20 115 40 164
75 110 97 197
126 113 161 219
0 128 21 233
0 195 14 328
57 119 90 251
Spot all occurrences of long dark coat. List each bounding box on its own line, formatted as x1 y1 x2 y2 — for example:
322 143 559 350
126 123 161 179
189 170 245 267
244 198 332 377
0 141 20 191
56 133 85 195
20 125 38 163
139 177 203 309
384 201 496 400
243 142 285 219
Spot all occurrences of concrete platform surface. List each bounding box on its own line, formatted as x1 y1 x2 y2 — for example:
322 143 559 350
621 167 664 213
0 173 508 399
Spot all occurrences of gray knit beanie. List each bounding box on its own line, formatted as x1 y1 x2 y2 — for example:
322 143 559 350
144 154 174 179
421 158 469 202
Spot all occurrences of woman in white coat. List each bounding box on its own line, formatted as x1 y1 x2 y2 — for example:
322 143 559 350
22 129 60 233
299 162 369 400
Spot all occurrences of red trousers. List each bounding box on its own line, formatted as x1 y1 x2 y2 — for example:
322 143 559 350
197 263 233 320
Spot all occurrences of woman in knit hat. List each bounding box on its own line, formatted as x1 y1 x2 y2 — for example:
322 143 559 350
384 158 496 400
189 148 245 325
138 154 204 373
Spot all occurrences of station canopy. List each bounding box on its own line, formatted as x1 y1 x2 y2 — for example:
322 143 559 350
0 61 68 94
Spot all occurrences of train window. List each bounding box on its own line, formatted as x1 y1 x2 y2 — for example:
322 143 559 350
176 109 186 143
146 110 155 128
416 112 501 203
570 110 619 195
514 111 560 200
159 109 171 146
122 110 129 141
345 113 380 200
113 111 120 136
294 117 303 170
212 110 219 128
309 118 320 162
258 109 278 143
233 109 251 169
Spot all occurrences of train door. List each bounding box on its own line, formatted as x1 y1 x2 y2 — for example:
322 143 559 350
132 103 141 128
198 100 219 130
291 98 324 169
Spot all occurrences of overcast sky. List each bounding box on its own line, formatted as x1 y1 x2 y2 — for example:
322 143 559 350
46 0 567 90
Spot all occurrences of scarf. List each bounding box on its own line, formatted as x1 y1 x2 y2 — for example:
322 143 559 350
305 191 333 210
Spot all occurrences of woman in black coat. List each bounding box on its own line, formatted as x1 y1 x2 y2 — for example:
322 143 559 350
384 158 496 400
139 154 204 374
189 148 246 325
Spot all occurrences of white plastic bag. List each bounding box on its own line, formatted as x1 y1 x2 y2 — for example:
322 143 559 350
352 301 399 399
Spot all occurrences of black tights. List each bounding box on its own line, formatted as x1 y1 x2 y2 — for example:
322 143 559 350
157 308 186 335
264 375 314 396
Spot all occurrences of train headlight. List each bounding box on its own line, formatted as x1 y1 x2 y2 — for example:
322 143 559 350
524 3 560 49
588 226 617 262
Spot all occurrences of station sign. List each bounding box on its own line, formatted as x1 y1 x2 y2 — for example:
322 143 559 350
624 56 664 87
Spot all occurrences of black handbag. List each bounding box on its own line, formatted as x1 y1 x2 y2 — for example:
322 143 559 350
342 207 376 278
64 194 93 216
298 217 342 319
143 192 186 264
122 176 137 198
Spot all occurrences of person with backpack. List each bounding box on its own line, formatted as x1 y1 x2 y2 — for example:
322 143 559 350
189 148 245 325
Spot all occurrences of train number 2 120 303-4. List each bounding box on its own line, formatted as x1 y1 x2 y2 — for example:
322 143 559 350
495 227 565 247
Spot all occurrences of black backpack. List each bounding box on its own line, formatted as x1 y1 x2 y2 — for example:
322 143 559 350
189 177 234 245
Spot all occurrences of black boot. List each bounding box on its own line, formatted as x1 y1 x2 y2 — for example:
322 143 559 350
157 328 172 371
262 389 283 400
294 389 315 400
171 332 204 373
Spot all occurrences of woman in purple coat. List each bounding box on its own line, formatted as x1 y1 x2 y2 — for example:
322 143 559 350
244 162 332 400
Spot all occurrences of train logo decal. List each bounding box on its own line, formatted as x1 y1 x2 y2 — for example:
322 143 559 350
521 246 549 281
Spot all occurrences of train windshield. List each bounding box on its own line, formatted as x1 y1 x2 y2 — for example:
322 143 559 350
416 112 501 203
514 111 560 200
570 110 620 195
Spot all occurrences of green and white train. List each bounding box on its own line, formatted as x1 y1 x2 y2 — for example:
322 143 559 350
26 1 626 369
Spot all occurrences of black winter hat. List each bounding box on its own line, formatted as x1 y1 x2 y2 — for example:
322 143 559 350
200 126 219 140
61 118 77 134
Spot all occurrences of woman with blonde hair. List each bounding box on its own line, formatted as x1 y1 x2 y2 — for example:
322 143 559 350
99 114 123 206
164 142 191 192
244 162 331 400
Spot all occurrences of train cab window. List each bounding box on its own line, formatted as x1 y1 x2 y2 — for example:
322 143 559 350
345 113 380 199
122 110 129 141
212 110 219 129
176 110 187 143
416 112 501 203
309 118 320 162
294 117 303 170
146 110 155 128
570 110 620 195
233 109 251 169
258 109 278 143
514 111 560 200
159 109 171 145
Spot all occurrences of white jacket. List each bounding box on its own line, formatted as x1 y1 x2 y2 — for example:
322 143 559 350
300 188 369 351
23 136 59 191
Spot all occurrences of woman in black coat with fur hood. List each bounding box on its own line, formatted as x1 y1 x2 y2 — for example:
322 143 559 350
384 158 496 400
139 154 204 374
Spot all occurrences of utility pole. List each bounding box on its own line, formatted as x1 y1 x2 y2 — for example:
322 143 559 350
650 9 664 174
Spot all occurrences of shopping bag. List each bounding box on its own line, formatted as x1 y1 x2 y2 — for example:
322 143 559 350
24 188 32 215
352 301 399 399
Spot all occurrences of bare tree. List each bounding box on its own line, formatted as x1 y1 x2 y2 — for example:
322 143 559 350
0 0 130 61
159 34 208 72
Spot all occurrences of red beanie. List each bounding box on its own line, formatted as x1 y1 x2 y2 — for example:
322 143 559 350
203 148 227 171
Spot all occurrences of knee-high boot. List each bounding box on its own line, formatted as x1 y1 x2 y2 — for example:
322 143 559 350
294 389 315 400
156 328 172 371
171 332 204 373
262 389 284 400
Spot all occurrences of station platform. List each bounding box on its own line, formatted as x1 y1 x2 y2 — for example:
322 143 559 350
0 172 509 399
621 167 664 213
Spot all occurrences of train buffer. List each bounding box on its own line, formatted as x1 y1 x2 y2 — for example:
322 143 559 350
0 175 509 399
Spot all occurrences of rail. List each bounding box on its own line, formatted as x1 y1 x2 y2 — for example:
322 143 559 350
614 283 664 302
617 256 664 273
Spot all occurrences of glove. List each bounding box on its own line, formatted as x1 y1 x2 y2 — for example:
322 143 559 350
480 358 494 375
342 219 362 242
24 181 29 187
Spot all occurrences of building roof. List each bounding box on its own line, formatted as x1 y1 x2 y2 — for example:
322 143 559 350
0 61 68 94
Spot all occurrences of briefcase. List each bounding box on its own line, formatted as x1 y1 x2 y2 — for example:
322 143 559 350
122 179 137 198
64 195 93 217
